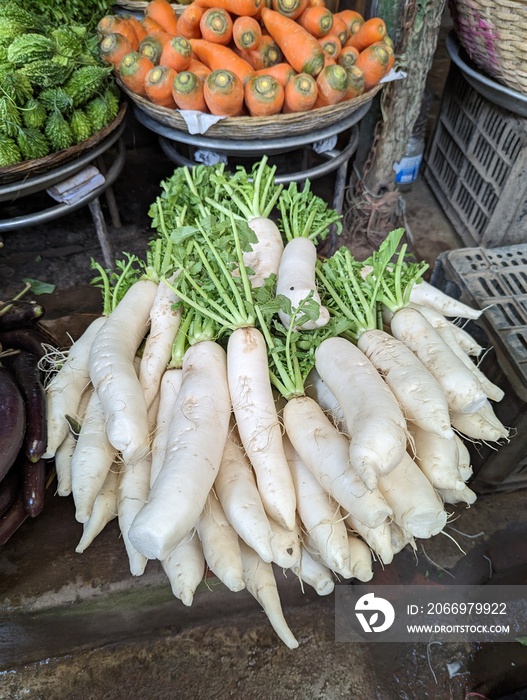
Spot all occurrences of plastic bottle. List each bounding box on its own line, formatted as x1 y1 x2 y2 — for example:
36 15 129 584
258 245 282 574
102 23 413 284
394 87 432 191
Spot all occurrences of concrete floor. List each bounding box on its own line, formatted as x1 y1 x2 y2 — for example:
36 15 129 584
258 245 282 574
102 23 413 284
2 31 527 698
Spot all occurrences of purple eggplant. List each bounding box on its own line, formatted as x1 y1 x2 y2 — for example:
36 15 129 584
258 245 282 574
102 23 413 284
0 301 45 330
0 366 26 481
0 494 28 548
22 456 46 518
11 350 47 463
0 464 22 518
0 328 51 359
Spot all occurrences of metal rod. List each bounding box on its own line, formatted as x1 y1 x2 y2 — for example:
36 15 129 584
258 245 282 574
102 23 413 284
88 198 114 270
96 156 122 229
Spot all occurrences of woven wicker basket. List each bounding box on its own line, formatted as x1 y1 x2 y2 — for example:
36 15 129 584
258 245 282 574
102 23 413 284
118 81 382 140
0 103 127 185
449 0 527 95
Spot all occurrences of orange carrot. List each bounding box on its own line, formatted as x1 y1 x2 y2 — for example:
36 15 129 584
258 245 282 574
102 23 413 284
328 15 349 47
199 8 233 45
260 7 325 75
172 70 208 111
145 0 180 35
187 56 212 81
335 9 364 37
100 32 134 69
119 52 155 97
190 39 255 84
244 74 284 116
346 17 387 52
318 34 340 59
203 68 244 115
337 44 359 69
195 0 262 17
142 16 165 35
323 54 336 67
232 16 262 51
255 62 296 86
139 32 172 64
306 0 325 5
127 16 148 45
254 0 272 20
283 71 317 113
236 34 282 70
343 64 365 100
354 40 391 90
177 4 204 39
384 40 396 71
159 35 193 71
97 16 139 50
313 62 348 107
271 0 308 20
144 65 177 107
297 6 333 38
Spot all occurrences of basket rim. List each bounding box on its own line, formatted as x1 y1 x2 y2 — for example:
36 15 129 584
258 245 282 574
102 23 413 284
117 81 383 140
0 102 128 186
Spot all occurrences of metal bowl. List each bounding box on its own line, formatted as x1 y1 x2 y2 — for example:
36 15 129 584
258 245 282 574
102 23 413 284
446 31 527 118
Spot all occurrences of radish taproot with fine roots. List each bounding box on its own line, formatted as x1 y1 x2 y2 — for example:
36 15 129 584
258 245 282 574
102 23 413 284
304 368 348 434
274 176 342 329
276 237 330 330
207 156 284 287
54 430 76 498
197 493 245 593
161 532 205 606
214 425 274 563
149 367 184 488
390 522 416 555
357 328 454 439
315 336 408 490
291 547 335 596
75 463 119 554
129 340 232 561
409 280 482 320
345 512 395 566
283 395 393 529
378 451 448 540
409 302 484 358
450 401 509 442
268 517 302 569
284 434 350 573
71 388 120 524
227 326 297 531
53 384 92 498
454 434 473 482
439 484 477 506
239 539 299 649
412 303 504 402
347 533 374 582
117 396 160 577
89 278 158 463
139 275 182 412
389 306 488 415
44 315 106 459
409 426 465 492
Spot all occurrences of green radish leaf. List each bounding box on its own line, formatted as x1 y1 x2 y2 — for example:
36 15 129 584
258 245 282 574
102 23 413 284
22 278 55 294
516 637 527 646
170 225 199 244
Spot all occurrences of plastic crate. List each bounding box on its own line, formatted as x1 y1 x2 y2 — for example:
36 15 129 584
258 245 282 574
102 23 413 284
430 244 527 492
423 63 527 248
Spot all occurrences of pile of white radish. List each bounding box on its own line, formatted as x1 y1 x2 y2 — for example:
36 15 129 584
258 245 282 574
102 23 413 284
42 159 509 649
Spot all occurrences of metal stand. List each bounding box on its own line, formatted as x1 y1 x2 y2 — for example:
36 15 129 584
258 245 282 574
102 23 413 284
0 121 127 269
133 103 370 215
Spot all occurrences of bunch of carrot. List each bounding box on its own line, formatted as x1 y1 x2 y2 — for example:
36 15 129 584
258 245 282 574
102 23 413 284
41 158 508 648
97 0 395 117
